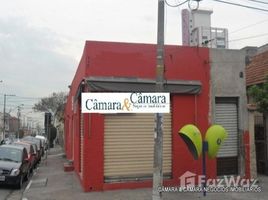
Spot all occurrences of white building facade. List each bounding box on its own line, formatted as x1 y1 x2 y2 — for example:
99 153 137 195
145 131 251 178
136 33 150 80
182 9 229 49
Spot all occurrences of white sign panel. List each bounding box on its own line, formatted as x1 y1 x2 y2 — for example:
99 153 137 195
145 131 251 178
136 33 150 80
82 92 170 113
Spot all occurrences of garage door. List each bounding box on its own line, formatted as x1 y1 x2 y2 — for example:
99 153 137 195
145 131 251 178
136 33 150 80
215 97 238 175
104 113 172 182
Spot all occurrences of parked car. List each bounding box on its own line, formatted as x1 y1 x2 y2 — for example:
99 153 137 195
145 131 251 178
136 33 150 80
32 137 45 157
20 139 41 165
23 136 44 154
0 138 13 145
22 136 43 158
0 144 30 189
25 142 39 168
35 135 48 151
12 141 36 173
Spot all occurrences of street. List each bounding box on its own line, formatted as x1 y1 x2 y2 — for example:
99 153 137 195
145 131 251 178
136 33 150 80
0 177 29 200
0 146 47 200
0 187 13 200
14 145 268 200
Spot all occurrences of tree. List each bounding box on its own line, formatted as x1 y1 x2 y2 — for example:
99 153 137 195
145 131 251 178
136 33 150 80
248 76 268 172
248 76 268 114
33 92 67 124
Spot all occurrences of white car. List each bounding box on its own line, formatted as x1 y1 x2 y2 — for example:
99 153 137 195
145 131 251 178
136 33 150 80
35 135 48 150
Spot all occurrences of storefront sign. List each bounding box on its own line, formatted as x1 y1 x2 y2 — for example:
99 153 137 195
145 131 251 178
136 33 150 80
81 92 170 113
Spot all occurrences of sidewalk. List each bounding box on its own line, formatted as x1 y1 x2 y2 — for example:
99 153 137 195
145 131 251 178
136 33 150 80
11 145 268 200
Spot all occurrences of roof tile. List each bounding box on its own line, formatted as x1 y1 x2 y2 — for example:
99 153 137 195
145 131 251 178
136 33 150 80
246 50 268 86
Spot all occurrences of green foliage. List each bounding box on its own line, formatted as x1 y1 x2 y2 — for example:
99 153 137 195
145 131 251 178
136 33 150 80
33 92 67 123
248 76 268 113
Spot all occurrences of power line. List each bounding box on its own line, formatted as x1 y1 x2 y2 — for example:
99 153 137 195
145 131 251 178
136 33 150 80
247 0 268 5
13 95 41 100
0 94 42 99
230 18 268 34
0 103 34 106
212 0 268 12
0 99 38 104
229 32 268 42
165 0 189 7
200 31 268 47
165 0 201 12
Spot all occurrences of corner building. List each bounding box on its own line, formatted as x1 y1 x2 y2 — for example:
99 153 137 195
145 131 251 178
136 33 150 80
64 41 250 191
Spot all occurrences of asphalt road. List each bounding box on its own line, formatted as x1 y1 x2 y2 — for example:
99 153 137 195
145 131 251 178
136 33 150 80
0 174 31 200
0 187 13 200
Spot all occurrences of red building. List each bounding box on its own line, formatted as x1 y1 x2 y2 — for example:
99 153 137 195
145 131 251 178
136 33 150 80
65 41 250 192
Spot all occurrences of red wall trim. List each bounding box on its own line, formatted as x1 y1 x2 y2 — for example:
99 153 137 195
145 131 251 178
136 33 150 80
82 114 104 191
244 131 250 179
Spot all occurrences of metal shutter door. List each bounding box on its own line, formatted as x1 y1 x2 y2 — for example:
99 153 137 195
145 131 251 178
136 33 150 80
216 102 238 157
104 113 172 182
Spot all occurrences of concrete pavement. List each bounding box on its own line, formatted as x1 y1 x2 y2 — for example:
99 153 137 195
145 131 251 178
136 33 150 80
7 145 268 200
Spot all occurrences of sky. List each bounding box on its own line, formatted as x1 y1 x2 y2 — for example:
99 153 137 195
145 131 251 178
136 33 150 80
0 0 268 123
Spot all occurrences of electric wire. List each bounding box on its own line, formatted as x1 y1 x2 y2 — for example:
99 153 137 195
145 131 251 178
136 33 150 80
165 0 201 12
188 0 201 10
165 0 189 7
0 103 34 106
229 32 268 42
212 0 268 12
202 32 268 46
247 0 268 5
0 94 41 99
230 18 268 34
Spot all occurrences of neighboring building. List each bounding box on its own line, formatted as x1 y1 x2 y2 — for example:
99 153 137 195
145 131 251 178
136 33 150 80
64 41 249 192
245 45 268 174
182 9 228 48
9 116 19 137
210 49 249 177
0 113 19 140
0 112 11 140
246 49 268 86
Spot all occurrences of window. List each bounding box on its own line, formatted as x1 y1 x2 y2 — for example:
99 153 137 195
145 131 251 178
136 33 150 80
217 45 226 49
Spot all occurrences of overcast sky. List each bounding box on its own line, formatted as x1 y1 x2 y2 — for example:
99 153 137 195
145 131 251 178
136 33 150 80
0 0 268 119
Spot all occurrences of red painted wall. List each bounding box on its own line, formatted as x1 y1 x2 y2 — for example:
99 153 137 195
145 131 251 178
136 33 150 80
65 43 88 161
82 113 104 191
65 41 214 191
85 41 156 79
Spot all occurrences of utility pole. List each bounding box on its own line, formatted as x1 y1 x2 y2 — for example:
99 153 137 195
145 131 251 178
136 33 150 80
17 104 23 139
152 1 165 200
3 94 6 140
